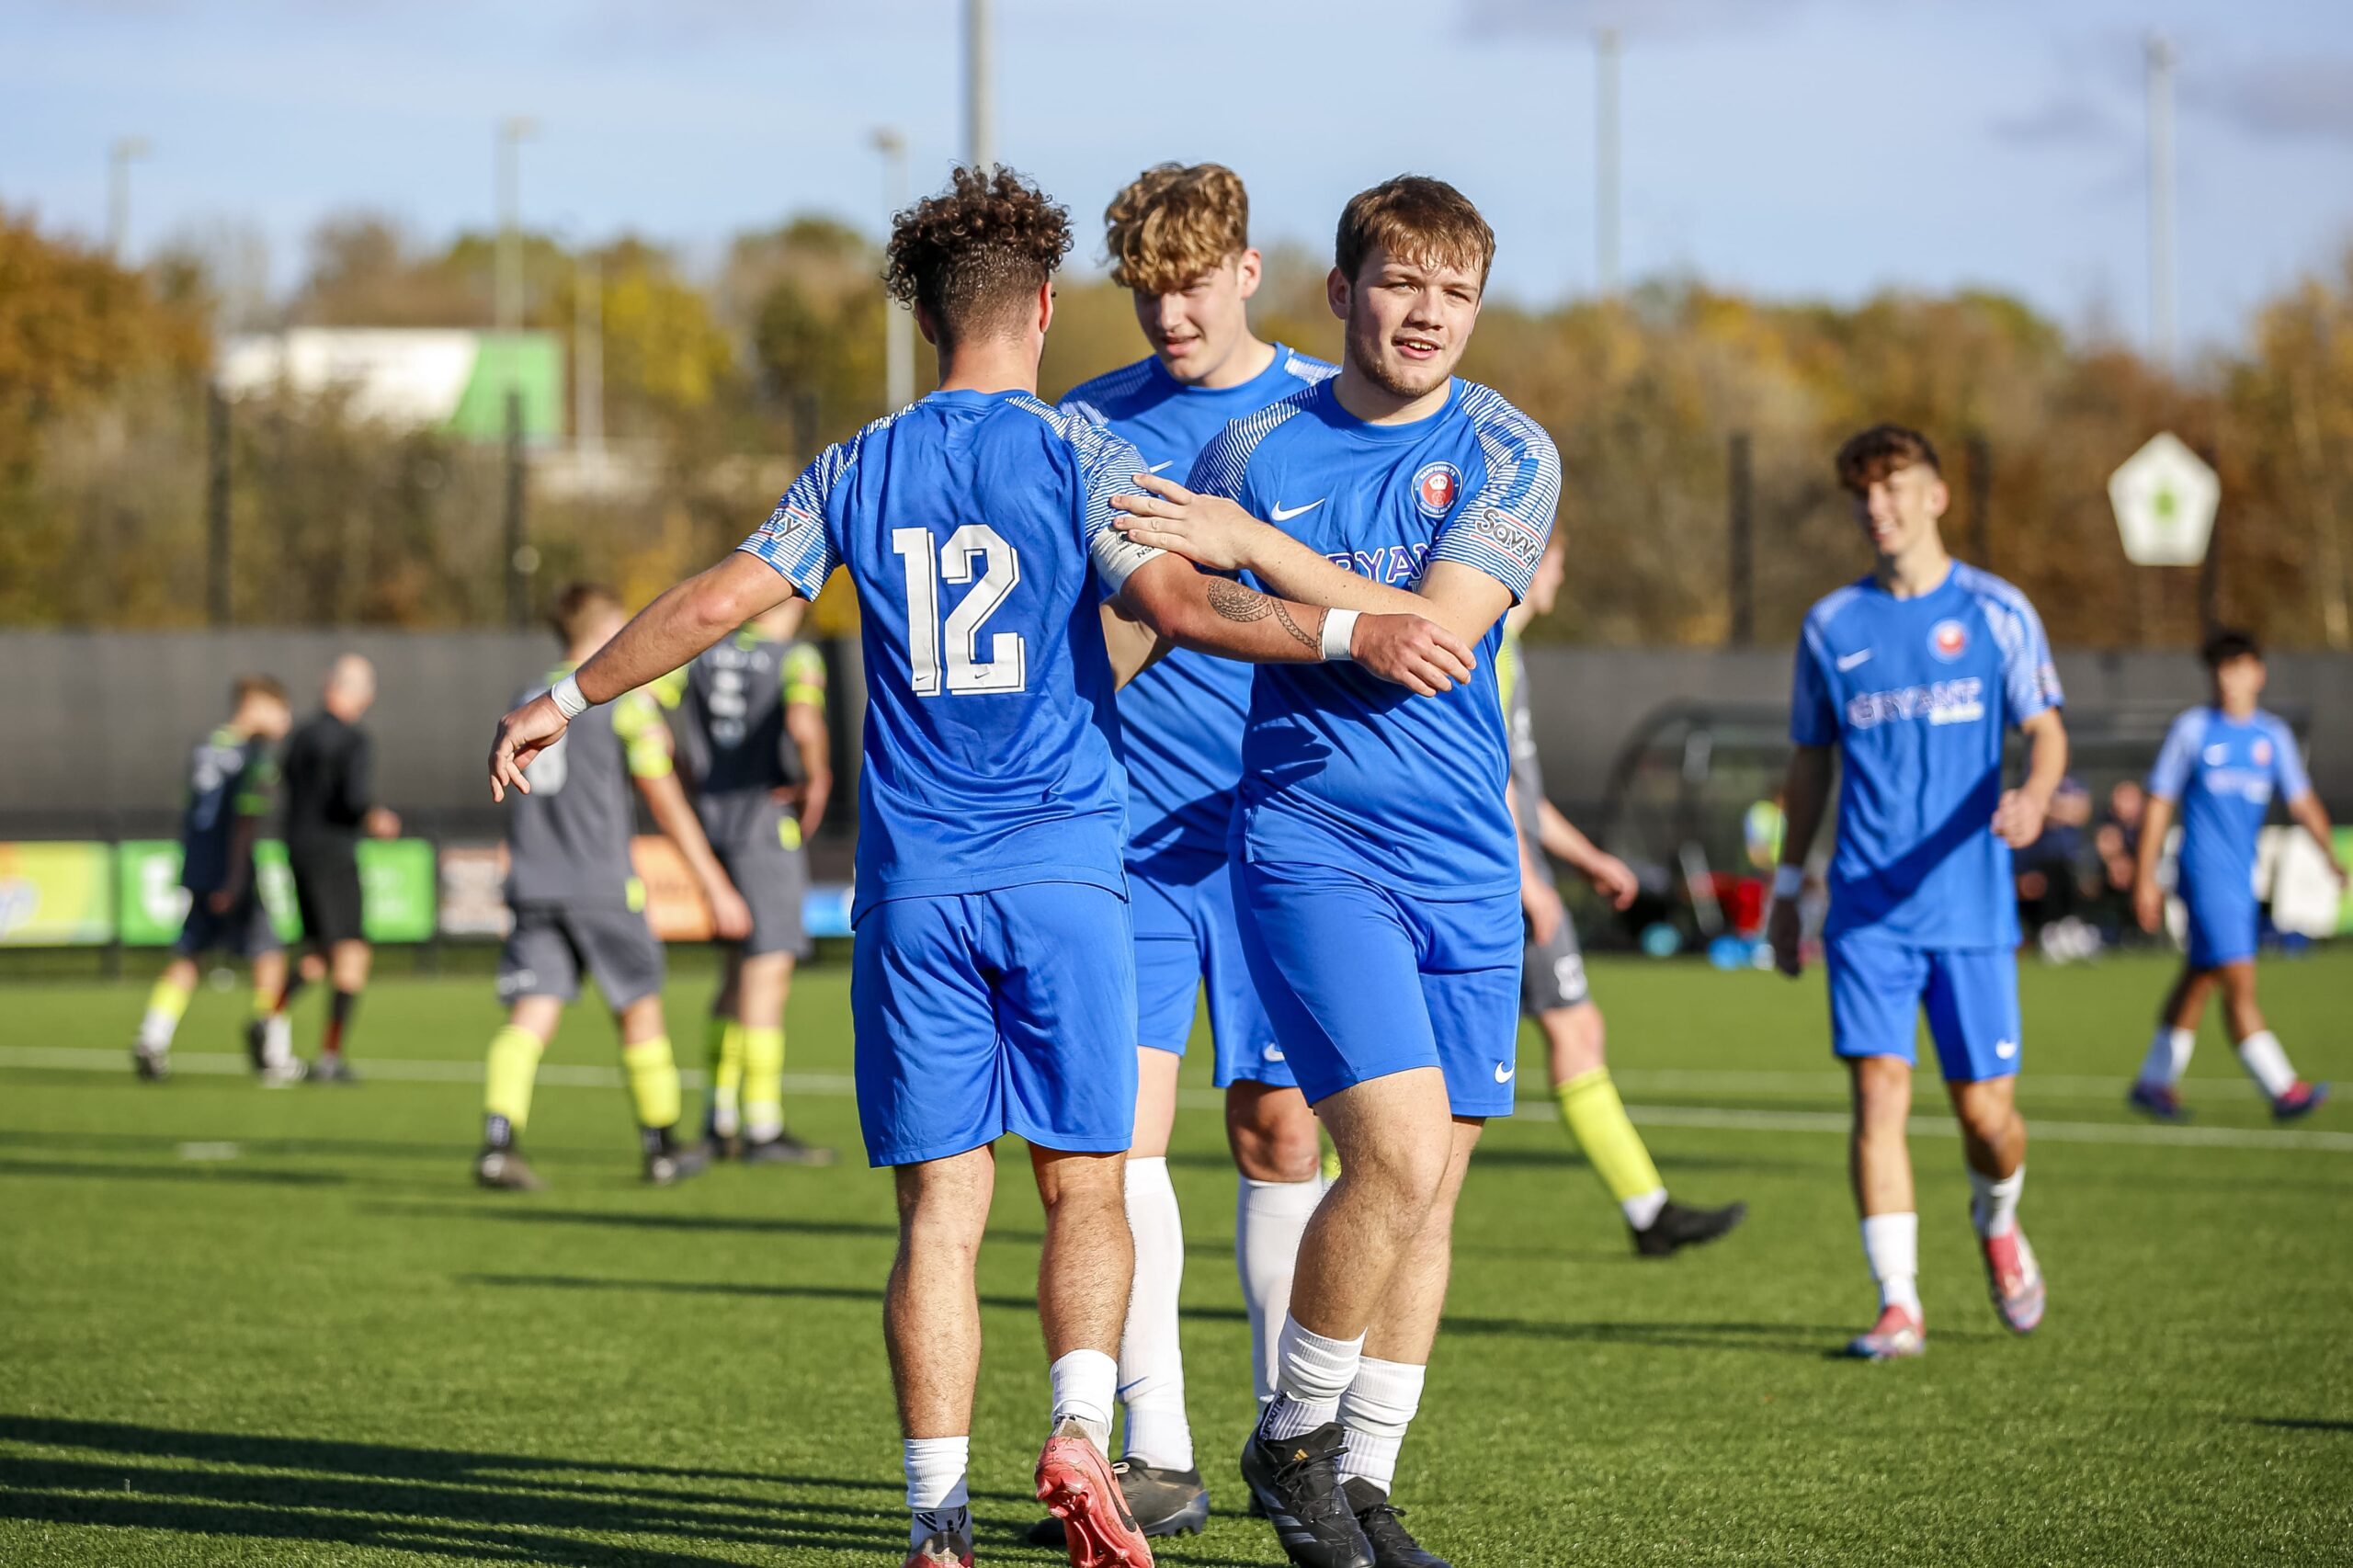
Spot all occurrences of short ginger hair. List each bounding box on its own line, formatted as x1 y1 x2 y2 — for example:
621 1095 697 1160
1335 175 1496 289
1104 163 1250 295
885 166 1073 349
1836 424 1942 494
550 582 625 645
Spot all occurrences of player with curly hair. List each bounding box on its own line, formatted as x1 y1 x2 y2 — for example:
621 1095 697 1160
485 165 1472 1568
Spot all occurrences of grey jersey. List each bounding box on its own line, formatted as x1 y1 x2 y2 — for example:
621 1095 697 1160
1498 627 1548 864
656 631 825 849
505 666 672 908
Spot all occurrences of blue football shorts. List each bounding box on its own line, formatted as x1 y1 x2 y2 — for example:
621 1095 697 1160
1825 928 2022 1083
1130 850 1293 1089
850 881 1139 1167
1235 859 1522 1119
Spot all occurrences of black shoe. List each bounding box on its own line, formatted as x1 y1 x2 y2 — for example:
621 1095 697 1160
1633 1198 1747 1257
309 1054 359 1084
131 1044 169 1082
244 1017 268 1072
1344 1479 1449 1568
741 1129 836 1167
1241 1419 1374 1568
642 1134 709 1187
474 1147 544 1190
1026 1460 1210 1544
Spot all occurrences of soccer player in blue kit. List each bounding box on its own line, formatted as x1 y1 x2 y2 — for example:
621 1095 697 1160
1764 426 2069 1362
1042 162 1335 1543
487 167 1469 1568
1113 176 1556 1568
2127 628 2342 1121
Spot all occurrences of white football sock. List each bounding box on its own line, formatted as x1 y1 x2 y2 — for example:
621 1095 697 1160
136 1009 179 1051
1621 1187 1669 1231
1116 1156 1193 1471
1859 1212 1921 1317
1048 1348 1117 1456
2138 1027 2196 1087
1236 1176 1321 1405
903 1436 970 1546
1968 1164 2023 1238
2236 1030 2297 1099
1261 1316 1364 1440
1336 1356 1425 1496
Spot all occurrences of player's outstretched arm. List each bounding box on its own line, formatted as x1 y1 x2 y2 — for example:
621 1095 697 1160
1537 798 1640 910
1993 709 2069 848
634 766 753 941
2287 791 2348 884
1767 744 1835 977
1111 474 1510 648
2131 793 2177 932
489 553 795 801
1115 555 1472 697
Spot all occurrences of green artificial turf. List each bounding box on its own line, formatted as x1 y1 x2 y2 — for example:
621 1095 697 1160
2 948 2348 1564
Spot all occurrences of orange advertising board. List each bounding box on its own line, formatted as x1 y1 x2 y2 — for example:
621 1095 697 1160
630 835 715 942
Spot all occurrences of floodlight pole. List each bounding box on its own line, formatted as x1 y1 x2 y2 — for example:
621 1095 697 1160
965 0 995 170
872 129 915 411
1596 28 1621 299
2145 33 2177 369
574 255 603 458
108 136 151 259
495 116 538 398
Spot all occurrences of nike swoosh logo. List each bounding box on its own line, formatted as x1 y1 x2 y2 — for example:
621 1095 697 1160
1494 1062 1517 1084
1836 649 1873 671
1995 1040 2018 1060
1147 461 1173 474
1269 499 1325 522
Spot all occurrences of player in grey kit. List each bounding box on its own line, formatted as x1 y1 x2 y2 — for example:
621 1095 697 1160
475 583 753 1190
654 597 836 1165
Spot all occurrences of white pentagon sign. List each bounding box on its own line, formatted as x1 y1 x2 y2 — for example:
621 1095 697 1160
2109 432 2218 566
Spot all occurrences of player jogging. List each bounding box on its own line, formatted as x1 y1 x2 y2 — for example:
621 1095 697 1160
1504 537 1746 1256
1114 175 1555 1568
2127 628 2343 1121
473 583 753 1191
272 653 401 1083
1036 162 1335 1544
132 676 299 1085
1765 425 2066 1361
654 598 836 1165
485 167 1468 1568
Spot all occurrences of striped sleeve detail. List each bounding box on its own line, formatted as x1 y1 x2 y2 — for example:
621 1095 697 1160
1957 563 2062 721
738 445 848 600
1185 391 1313 501
1057 358 1158 426
1014 395 1164 596
1279 350 1338 387
1428 383 1560 599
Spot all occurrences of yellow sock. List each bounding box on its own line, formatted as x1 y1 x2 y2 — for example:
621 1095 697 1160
707 1017 745 1132
743 1026 785 1140
250 985 276 1021
138 975 193 1050
622 1035 682 1131
1319 1125 1342 1187
1554 1067 1664 1207
484 1025 546 1131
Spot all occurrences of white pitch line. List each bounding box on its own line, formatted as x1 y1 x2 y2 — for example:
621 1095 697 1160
6 1046 2347 1153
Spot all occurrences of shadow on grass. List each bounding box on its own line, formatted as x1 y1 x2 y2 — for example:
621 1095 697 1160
2245 1417 2353 1435
0 1157 345 1187
457 1271 1250 1326
362 1202 931 1242
0 1128 618 1165
0 1415 1276 1567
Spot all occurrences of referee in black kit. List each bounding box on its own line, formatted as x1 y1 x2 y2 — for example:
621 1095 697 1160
275 653 400 1082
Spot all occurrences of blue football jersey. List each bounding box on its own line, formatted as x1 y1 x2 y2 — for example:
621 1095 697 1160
1189 377 1560 900
736 389 1162 923
2146 707 2310 899
1061 346 1335 858
1791 562 2063 947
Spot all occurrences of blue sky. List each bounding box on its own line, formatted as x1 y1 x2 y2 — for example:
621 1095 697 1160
6 0 2350 354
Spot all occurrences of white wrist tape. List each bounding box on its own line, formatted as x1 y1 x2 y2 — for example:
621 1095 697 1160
549 673 589 719
1320 608 1360 663
1772 864 1805 902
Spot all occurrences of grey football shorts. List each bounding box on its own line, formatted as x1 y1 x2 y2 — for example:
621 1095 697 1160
498 903 665 1010
716 837 811 960
1520 913 1592 1016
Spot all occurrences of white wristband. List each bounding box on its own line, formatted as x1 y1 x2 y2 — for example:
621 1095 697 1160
549 673 589 720
1320 608 1360 663
1771 864 1804 902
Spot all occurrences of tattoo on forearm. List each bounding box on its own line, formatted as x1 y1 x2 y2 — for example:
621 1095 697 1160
1206 577 1318 653
1207 578 1271 621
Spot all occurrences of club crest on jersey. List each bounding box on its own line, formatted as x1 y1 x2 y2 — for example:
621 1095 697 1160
1412 461 1462 518
2253 738 2273 766
1929 619 1969 662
